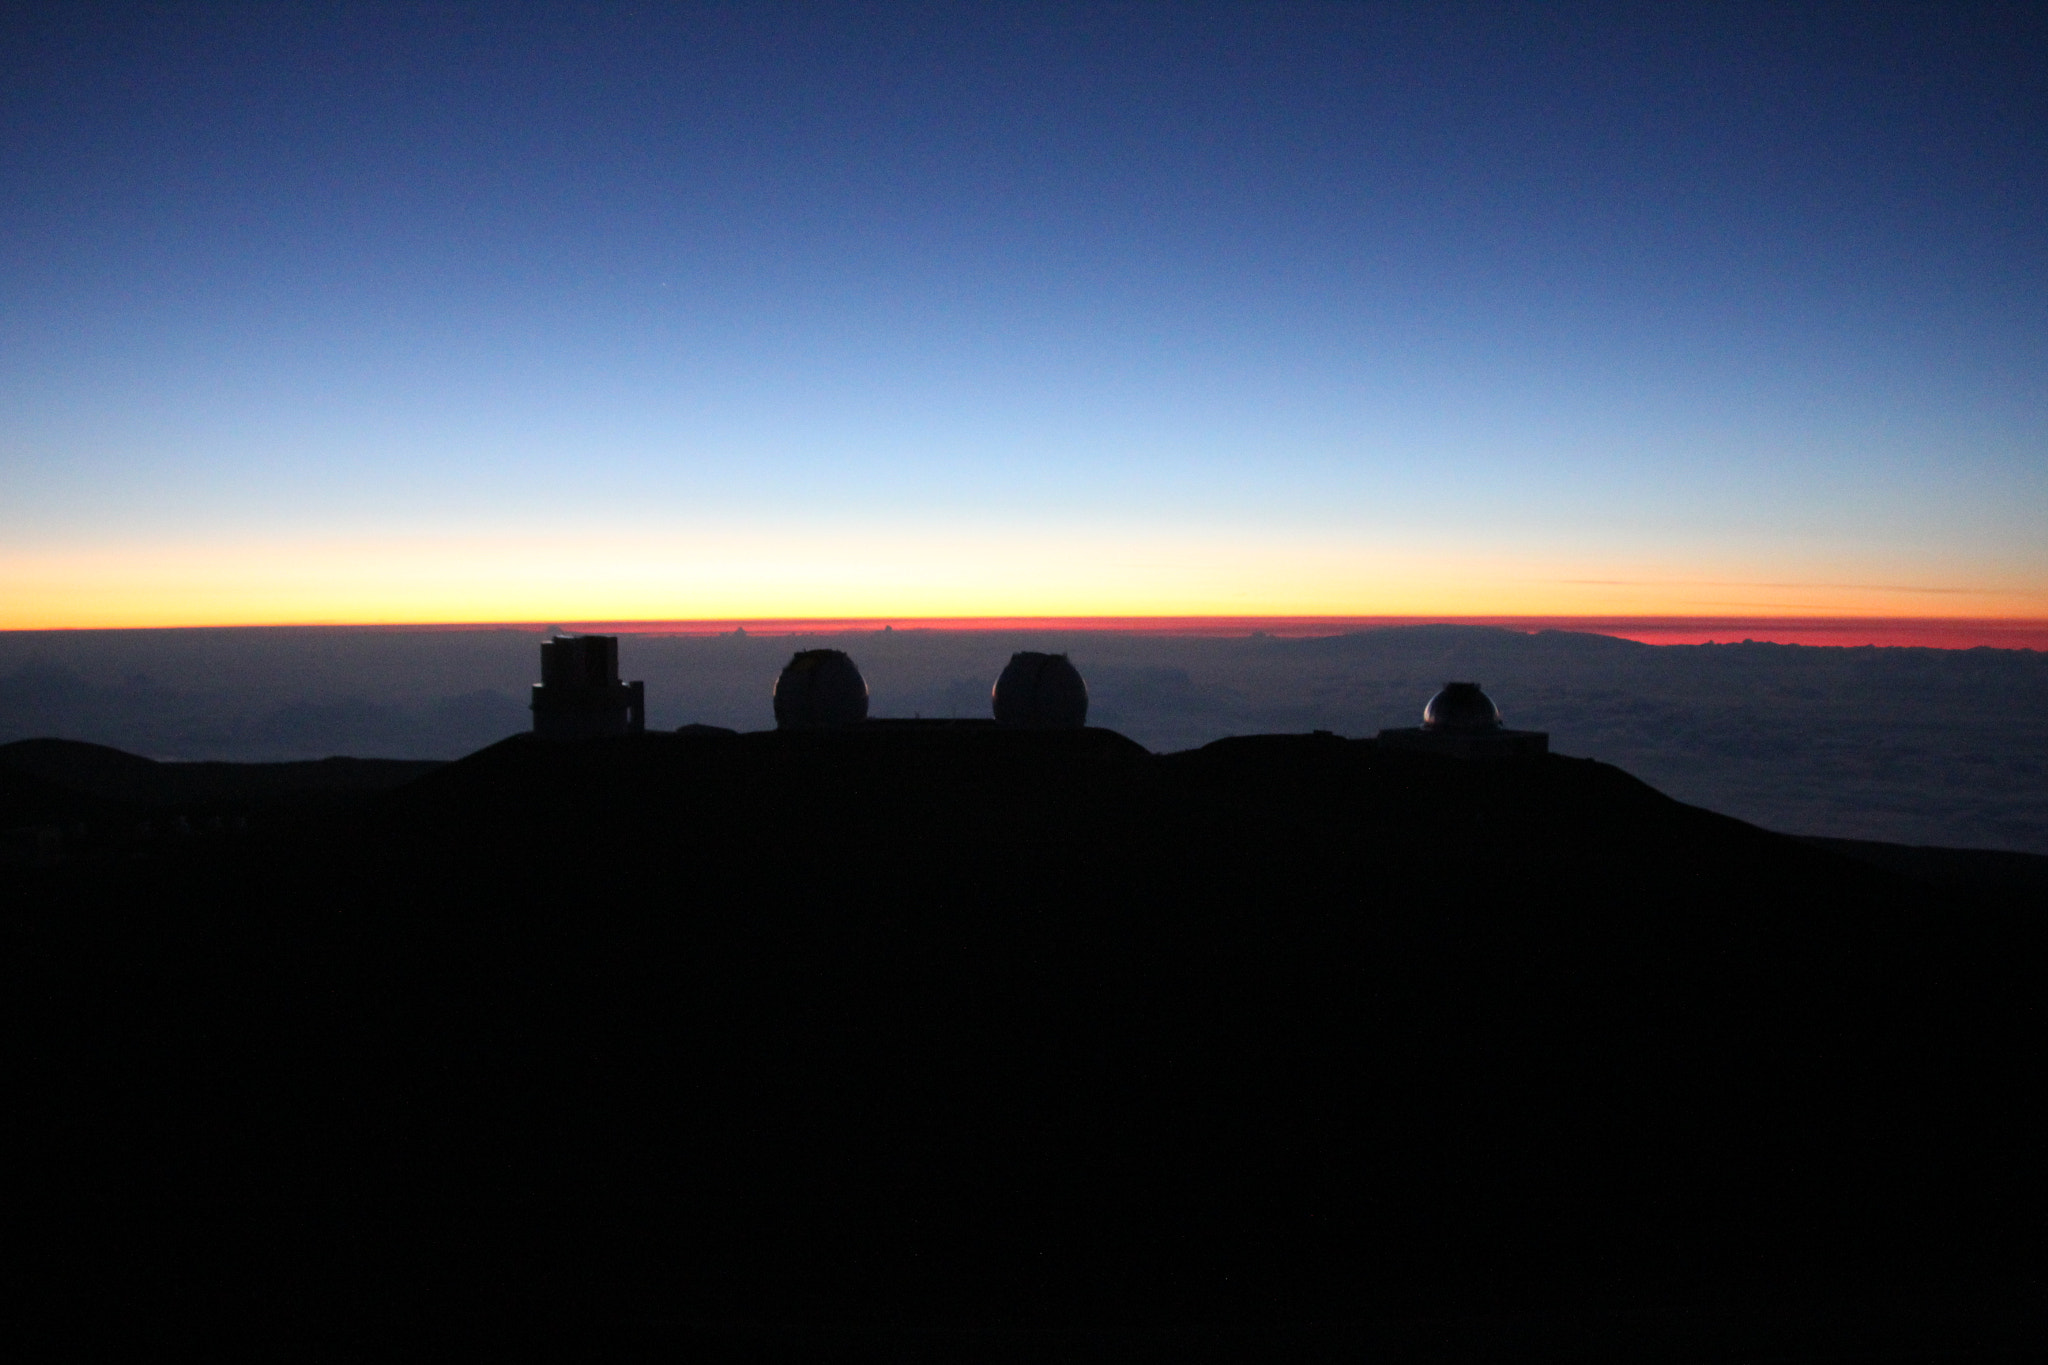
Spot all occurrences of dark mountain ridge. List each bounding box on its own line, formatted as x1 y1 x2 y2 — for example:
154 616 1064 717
6 726 2044 1357
0 738 442 853
0 736 442 806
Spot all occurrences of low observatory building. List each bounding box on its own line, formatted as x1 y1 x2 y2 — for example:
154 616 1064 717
531 635 645 739
1378 682 1547 758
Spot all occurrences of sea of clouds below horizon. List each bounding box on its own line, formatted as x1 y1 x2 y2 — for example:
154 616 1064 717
2 625 2043 856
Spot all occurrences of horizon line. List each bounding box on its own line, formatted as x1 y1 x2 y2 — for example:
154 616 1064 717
7 615 2048 651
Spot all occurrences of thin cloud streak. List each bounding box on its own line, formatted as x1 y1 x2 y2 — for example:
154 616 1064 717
1558 580 1993 595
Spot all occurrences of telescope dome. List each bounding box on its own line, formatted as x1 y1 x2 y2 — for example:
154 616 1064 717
774 650 869 729
1422 682 1503 733
992 652 1088 729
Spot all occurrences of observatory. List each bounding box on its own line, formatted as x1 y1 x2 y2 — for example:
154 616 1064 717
775 650 869 730
1378 682 1547 759
530 635 645 739
992 652 1089 729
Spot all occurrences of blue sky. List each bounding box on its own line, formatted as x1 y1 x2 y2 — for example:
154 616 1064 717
3 2 2043 624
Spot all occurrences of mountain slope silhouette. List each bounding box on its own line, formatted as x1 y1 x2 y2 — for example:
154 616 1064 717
7 726 2044 1357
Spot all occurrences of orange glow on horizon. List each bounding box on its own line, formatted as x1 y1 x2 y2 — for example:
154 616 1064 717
5 614 2044 651
7 528 2044 642
515 616 2048 650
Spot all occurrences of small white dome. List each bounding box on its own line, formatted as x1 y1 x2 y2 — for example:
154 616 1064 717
1423 682 1503 732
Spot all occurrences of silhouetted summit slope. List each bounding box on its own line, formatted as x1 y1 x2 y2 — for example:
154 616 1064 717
0 736 440 812
8 726 2045 1357
1 764 116 829
1802 833 2048 900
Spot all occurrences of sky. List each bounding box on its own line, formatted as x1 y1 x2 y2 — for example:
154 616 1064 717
3 1 2044 630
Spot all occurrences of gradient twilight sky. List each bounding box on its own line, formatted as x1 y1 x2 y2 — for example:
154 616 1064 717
3 2 2044 628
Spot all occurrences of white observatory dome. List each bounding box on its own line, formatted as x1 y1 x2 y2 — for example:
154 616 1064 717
774 649 869 729
991 652 1088 729
1422 682 1503 733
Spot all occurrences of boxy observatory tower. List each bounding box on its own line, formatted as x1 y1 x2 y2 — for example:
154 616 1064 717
531 635 645 739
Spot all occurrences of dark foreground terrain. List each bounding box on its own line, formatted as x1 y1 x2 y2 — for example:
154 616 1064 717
5 728 2045 1359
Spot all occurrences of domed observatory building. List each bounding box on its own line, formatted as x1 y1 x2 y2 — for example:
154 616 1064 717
530 635 645 739
774 649 869 730
1377 682 1547 759
992 652 1088 729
